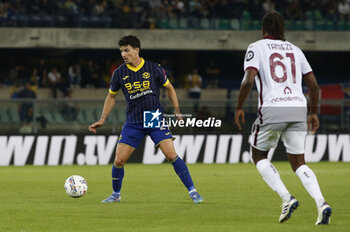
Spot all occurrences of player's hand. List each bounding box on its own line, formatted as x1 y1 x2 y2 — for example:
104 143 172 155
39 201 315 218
174 107 183 121
235 108 245 131
307 113 319 134
89 120 104 134
176 113 183 121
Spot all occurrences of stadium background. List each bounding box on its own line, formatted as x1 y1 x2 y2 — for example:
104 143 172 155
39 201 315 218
0 0 349 165
1 1 350 232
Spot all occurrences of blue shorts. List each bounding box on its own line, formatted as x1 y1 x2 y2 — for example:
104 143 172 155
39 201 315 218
118 122 174 148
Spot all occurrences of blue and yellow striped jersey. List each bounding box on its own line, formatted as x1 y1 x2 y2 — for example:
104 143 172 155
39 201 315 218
109 58 169 124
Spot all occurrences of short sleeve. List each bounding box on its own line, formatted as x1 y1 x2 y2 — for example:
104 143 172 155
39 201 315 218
300 50 313 75
156 64 169 87
243 43 260 72
109 70 121 94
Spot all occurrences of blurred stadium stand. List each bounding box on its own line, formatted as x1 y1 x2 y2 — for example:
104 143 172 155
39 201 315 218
1 0 350 30
0 86 350 134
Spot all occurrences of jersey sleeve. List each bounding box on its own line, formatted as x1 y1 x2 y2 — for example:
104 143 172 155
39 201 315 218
156 64 169 87
243 43 260 72
109 70 121 94
300 50 313 75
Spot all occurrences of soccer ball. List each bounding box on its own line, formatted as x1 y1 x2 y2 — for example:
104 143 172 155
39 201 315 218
64 175 88 198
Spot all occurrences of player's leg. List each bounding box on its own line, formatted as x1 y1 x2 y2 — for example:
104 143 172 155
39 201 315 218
102 143 135 203
113 143 135 192
158 138 203 203
102 123 142 203
282 122 331 224
288 154 331 225
252 147 291 201
158 138 193 190
288 154 324 205
251 123 298 223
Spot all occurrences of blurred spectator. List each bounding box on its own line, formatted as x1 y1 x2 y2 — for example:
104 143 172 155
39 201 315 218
338 0 350 21
17 65 31 85
61 90 79 121
0 0 349 29
174 0 186 17
307 0 322 20
262 0 275 14
135 1 150 28
32 59 48 87
48 67 69 98
28 0 41 14
92 0 107 16
324 0 339 22
187 68 202 113
0 2 14 26
213 0 232 19
40 0 52 15
63 0 79 14
10 82 20 99
84 60 105 88
160 0 175 19
68 63 82 88
60 0 79 26
18 82 36 125
286 0 303 21
196 105 213 120
205 59 221 89
187 68 202 99
76 0 91 15
250 0 263 20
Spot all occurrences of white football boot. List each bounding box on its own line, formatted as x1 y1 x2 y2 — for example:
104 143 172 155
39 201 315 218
279 196 299 223
315 202 332 225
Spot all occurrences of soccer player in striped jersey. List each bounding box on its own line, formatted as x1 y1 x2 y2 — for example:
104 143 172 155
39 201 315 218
89 35 203 204
234 12 331 224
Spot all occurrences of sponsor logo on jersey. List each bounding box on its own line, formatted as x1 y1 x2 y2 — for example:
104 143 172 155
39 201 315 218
123 76 129 80
284 86 292 94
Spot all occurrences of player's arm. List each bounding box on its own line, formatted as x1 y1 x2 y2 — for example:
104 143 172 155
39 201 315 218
303 72 320 134
235 68 257 130
89 92 117 134
164 81 182 120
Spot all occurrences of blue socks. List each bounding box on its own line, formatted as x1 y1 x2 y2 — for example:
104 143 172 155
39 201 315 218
111 157 195 194
171 156 195 191
112 165 124 193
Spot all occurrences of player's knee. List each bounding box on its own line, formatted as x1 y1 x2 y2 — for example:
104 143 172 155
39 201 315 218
164 152 177 161
252 147 268 164
114 158 126 167
288 153 305 172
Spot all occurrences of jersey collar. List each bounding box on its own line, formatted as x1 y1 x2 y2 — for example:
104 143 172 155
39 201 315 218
126 58 145 72
263 35 279 40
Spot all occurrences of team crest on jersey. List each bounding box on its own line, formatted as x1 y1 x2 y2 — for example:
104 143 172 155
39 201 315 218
142 72 150 79
245 51 254 61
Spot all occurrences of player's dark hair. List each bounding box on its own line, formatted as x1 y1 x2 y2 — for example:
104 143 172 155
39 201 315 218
262 12 286 41
118 35 141 49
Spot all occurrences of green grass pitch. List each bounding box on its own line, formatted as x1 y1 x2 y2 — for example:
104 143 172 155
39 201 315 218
0 162 349 232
